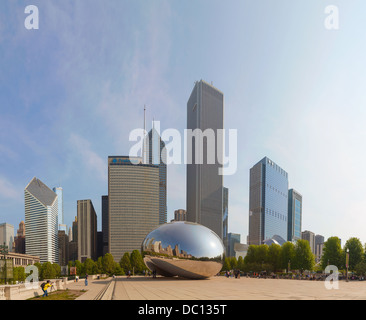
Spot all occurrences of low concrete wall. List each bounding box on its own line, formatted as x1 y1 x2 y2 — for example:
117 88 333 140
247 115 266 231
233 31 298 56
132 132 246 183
0 278 71 300
0 274 107 300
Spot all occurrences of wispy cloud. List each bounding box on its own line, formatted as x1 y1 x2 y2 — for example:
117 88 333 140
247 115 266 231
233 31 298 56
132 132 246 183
68 133 107 182
0 176 21 201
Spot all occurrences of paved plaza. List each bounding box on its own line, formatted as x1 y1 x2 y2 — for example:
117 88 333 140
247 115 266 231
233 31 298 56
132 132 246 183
65 275 366 300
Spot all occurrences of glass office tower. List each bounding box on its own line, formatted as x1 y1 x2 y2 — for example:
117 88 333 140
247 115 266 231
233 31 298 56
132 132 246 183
186 80 224 239
249 157 288 245
287 189 302 242
53 187 67 232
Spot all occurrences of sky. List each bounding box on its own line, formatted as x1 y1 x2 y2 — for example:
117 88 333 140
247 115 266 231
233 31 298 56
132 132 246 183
1 0 366 247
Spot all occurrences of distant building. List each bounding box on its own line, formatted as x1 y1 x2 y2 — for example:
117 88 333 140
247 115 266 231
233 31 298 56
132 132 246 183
227 233 241 257
68 216 78 262
77 200 97 262
234 243 249 260
97 231 104 259
287 189 302 242
0 223 14 253
249 157 289 245
53 187 67 232
301 230 315 255
24 177 58 263
174 209 187 221
14 221 25 254
58 230 69 266
315 234 325 263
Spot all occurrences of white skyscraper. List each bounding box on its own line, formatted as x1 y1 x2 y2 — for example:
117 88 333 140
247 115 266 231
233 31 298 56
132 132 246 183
53 187 67 232
25 177 59 263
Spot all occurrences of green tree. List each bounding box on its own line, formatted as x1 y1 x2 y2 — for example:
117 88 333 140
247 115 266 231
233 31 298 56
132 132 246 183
120 252 132 274
84 258 95 275
321 237 343 270
268 243 282 272
114 262 123 275
237 256 245 271
243 245 258 265
41 262 56 280
130 250 145 274
95 257 103 274
343 237 364 271
293 239 315 273
103 253 115 275
256 244 269 264
230 257 238 270
280 242 295 272
75 260 83 276
222 257 231 271
355 261 366 276
52 263 61 278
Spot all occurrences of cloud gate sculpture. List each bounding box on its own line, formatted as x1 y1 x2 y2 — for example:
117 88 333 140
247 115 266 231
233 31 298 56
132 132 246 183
141 221 225 279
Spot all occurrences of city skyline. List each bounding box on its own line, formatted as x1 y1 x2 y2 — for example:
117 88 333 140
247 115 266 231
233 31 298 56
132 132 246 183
1 1 366 246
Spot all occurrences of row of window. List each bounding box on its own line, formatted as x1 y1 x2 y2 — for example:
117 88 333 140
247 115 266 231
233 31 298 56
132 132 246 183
265 208 287 222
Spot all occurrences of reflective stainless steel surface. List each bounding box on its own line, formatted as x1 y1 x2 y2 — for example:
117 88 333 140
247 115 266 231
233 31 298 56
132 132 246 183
141 221 224 279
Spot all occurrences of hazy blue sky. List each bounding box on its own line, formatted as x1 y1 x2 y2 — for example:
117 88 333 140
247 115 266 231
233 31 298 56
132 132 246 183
1 0 366 246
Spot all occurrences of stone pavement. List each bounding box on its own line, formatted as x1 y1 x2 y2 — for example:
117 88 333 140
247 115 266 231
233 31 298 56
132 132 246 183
61 275 366 300
109 275 366 300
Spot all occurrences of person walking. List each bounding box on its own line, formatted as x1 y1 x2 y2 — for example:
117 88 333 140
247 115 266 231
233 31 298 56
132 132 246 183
85 273 88 286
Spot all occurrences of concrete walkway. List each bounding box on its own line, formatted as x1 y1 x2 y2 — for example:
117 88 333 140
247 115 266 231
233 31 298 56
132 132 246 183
65 277 113 300
110 275 366 300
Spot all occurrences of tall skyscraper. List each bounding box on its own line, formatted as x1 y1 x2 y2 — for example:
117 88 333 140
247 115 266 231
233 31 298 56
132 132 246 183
148 126 167 225
248 157 289 245
101 195 109 255
186 80 224 239
53 187 67 232
77 199 97 262
0 223 14 253
302 230 316 254
287 189 302 242
24 177 58 263
108 156 159 262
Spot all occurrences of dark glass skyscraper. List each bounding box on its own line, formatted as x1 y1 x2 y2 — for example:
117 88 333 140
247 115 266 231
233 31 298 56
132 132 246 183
287 189 302 242
186 80 224 239
248 157 289 245
148 127 167 225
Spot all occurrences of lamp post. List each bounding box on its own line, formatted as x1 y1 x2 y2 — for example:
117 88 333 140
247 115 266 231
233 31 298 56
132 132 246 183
346 248 349 282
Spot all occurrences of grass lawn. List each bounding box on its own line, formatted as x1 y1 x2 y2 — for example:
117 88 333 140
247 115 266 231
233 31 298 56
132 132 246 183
28 289 86 300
